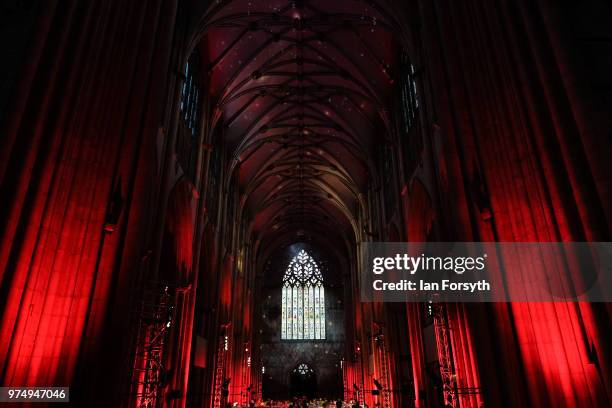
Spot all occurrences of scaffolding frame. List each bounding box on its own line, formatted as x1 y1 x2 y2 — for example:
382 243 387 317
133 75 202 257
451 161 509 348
130 283 175 408
374 330 392 408
213 326 231 408
433 303 458 408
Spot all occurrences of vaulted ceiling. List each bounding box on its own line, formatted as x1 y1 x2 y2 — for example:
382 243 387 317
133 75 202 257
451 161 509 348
196 0 404 253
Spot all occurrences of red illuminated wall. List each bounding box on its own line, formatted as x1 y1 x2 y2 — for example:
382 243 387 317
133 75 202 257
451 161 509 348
0 0 180 405
409 0 612 406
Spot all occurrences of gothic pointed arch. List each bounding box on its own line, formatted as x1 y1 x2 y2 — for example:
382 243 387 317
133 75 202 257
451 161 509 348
281 249 325 340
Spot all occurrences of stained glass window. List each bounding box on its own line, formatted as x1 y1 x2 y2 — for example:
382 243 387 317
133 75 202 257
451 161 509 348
177 53 202 183
399 52 422 180
281 250 325 340
180 57 201 137
400 54 419 133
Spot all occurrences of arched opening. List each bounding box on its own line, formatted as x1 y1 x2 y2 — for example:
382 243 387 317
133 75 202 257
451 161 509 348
158 180 197 404
290 363 317 399
260 243 344 401
281 249 326 340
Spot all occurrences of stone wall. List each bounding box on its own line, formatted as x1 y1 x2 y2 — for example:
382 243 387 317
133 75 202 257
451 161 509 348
259 243 345 400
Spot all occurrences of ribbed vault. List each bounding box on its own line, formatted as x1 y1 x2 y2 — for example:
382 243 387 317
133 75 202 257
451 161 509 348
196 0 403 252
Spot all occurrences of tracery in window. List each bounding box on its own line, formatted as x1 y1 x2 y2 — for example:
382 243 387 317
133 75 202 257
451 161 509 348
281 250 325 340
294 363 314 376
